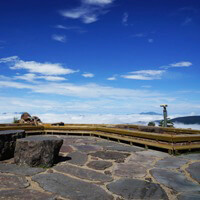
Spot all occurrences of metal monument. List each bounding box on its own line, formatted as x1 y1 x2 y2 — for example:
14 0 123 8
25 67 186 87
160 104 168 127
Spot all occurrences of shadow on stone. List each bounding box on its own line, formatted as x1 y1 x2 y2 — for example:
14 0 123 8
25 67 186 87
55 155 72 164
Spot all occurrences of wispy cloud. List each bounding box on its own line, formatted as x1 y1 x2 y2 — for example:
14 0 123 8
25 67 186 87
141 85 152 88
52 34 66 43
148 38 154 43
0 80 165 100
107 76 116 80
83 0 114 6
82 73 94 78
161 61 192 69
55 25 86 33
132 33 146 38
59 0 114 24
0 56 78 76
0 56 18 63
122 12 128 26
182 17 192 26
122 70 165 80
14 73 66 82
55 25 68 29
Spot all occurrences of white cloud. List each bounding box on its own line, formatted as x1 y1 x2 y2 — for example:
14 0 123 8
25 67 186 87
122 70 165 80
107 77 116 80
170 61 192 67
161 61 192 69
52 34 66 43
59 0 114 24
1 56 78 76
122 12 128 26
82 73 94 78
14 73 66 82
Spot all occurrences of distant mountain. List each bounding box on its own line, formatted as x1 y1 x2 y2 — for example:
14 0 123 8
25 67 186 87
140 112 162 115
171 116 200 125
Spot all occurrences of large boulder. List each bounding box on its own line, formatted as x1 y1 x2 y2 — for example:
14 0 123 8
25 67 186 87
14 136 63 167
0 130 25 161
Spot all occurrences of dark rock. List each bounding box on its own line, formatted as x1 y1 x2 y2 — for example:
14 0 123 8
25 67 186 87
87 160 112 170
0 174 29 189
150 168 200 192
186 162 200 183
0 163 45 176
90 151 130 162
67 151 88 166
0 189 55 200
155 157 188 169
0 130 25 160
113 163 147 178
177 192 200 200
14 136 63 167
54 164 113 182
51 122 64 126
107 178 168 199
32 172 113 200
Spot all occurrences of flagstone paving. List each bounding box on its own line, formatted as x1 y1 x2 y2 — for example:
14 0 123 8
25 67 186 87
0 135 200 200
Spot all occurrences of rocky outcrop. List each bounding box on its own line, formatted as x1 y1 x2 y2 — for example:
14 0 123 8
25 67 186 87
19 112 42 125
14 136 63 167
0 130 25 160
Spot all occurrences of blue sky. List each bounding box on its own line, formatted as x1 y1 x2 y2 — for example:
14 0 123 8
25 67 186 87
0 0 200 117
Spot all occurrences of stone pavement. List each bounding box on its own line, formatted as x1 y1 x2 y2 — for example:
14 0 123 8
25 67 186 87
0 135 200 200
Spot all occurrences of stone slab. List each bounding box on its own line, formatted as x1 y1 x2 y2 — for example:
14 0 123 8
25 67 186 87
90 151 130 163
0 174 29 189
177 192 200 200
136 150 170 158
155 157 188 169
32 172 113 200
60 145 74 153
113 163 147 178
0 163 45 176
54 164 113 182
0 189 56 200
73 145 103 152
186 162 200 183
107 178 168 200
179 153 200 161
150 168 200 192
87 160 112 170
127 153 157 168
67 151 88 166
94 141 143 152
